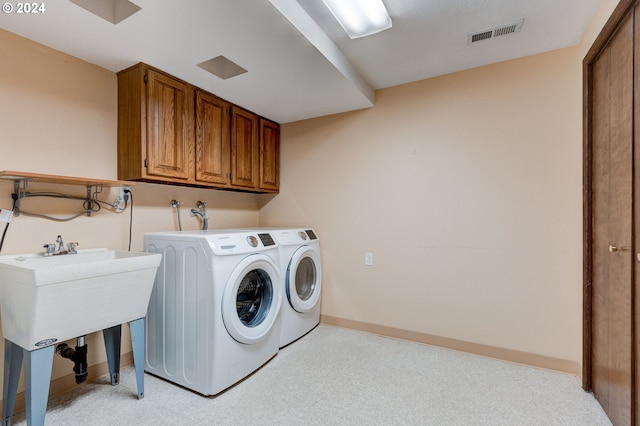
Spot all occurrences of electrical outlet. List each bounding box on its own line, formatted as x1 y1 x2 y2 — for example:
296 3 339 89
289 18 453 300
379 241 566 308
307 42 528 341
113 186 129 210
365 252 374 266
0 209 13 224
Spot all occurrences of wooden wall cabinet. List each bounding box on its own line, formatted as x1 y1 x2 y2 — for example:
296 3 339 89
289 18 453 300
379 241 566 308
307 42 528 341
230 106 259 190
117 63 279 193
259 118 280 192
195 90 231 187
118 65 195 184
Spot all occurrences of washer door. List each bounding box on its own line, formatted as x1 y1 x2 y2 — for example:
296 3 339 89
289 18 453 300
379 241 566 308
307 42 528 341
286 247 322 313
222 254 281 344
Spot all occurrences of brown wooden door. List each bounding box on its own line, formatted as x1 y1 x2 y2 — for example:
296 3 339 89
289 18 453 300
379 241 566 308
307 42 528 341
591 9 634 425
231 106 259 190
146 70 193 180
195 91 230 186
259 118 280 192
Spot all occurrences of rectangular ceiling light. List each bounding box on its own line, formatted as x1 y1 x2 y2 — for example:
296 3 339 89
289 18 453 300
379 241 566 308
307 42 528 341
322 0 392 39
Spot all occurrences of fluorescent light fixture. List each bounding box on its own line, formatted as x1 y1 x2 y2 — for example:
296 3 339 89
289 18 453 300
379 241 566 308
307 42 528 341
322 0 391 39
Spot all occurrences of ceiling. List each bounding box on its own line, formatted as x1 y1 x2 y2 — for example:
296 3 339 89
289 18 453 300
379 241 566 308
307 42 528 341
0 0 601 123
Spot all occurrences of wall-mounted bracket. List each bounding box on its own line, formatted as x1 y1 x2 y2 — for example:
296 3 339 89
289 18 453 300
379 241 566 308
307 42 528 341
12 178 28 217
85 184 104 216
0 170 135 220
11 180 105 218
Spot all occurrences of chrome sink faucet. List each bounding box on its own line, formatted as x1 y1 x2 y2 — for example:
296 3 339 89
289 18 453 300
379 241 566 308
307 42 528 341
56 235 65 253
43 235 78 256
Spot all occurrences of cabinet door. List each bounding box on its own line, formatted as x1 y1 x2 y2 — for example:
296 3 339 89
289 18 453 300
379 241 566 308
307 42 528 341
230 106 259 190
259 119 280 192
146 70 193 180
195 91 230 186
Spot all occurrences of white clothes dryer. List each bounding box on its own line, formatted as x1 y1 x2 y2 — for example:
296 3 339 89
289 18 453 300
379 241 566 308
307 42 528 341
143 230 282 396
241 228 322 348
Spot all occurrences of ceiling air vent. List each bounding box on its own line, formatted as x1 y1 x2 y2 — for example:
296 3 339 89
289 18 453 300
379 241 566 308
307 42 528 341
467 19 524 45
198 56 247 80
69 0 141 24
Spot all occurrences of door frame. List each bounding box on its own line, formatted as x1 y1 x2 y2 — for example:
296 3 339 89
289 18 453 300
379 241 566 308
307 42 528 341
583 0 638 391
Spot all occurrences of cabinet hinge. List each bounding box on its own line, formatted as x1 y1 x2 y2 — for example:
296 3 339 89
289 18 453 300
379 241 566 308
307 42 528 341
144 158 149 167
144 74 148 84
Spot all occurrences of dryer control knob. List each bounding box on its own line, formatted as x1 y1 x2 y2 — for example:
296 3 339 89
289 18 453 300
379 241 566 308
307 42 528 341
247 235 258 247
298 231 308 240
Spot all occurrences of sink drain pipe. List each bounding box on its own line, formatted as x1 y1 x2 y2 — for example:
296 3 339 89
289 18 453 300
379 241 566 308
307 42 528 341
56 336 88 384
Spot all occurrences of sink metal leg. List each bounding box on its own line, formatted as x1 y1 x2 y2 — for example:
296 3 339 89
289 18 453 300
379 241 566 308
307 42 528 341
24 345 54 426
102 325 122 385
3 340 23 426
103 320 145 399
2 320 147 426
3 341 54 426
129 318 145 400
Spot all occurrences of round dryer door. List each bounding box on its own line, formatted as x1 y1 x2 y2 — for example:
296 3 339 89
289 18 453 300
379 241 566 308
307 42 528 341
286 246 322 313
222 254 282 344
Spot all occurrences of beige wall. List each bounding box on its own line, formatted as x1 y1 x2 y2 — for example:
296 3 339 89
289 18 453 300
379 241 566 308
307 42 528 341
260 47 582 367
259 0 619 374
0 28 263 397
0 0 621 401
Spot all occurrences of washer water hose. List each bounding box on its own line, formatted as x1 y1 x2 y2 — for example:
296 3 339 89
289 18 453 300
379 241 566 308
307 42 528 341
190 209 209 230
170 200 183 231
190 201 208 230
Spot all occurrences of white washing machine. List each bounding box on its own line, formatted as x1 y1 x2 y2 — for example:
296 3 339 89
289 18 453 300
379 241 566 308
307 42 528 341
240 228 322 348
143 230 282 396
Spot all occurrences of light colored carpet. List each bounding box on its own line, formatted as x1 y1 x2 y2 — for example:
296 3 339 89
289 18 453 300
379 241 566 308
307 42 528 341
9 324 611 425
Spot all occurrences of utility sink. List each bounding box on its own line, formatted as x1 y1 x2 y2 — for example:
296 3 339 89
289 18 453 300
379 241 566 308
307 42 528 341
0 248 161 351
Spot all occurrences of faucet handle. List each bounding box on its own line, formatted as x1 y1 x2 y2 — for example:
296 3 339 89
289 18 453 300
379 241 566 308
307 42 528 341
67 242 79 254
43 244 56 256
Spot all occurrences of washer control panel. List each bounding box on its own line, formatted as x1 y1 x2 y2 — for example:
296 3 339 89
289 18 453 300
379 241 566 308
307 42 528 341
201 231 279 255
258 233 276 246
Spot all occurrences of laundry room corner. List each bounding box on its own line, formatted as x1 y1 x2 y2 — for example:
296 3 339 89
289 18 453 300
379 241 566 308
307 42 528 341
260 46 588 375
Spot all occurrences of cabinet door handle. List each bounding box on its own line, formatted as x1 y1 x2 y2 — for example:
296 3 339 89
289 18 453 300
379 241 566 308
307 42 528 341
609 244 630 253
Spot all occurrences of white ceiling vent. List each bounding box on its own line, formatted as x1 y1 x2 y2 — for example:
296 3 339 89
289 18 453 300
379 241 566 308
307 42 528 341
198 56 248 80
69 0 141 24
467 19 524 45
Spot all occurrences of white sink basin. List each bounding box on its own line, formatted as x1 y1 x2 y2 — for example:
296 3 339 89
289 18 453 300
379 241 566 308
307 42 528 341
0 248 161 350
